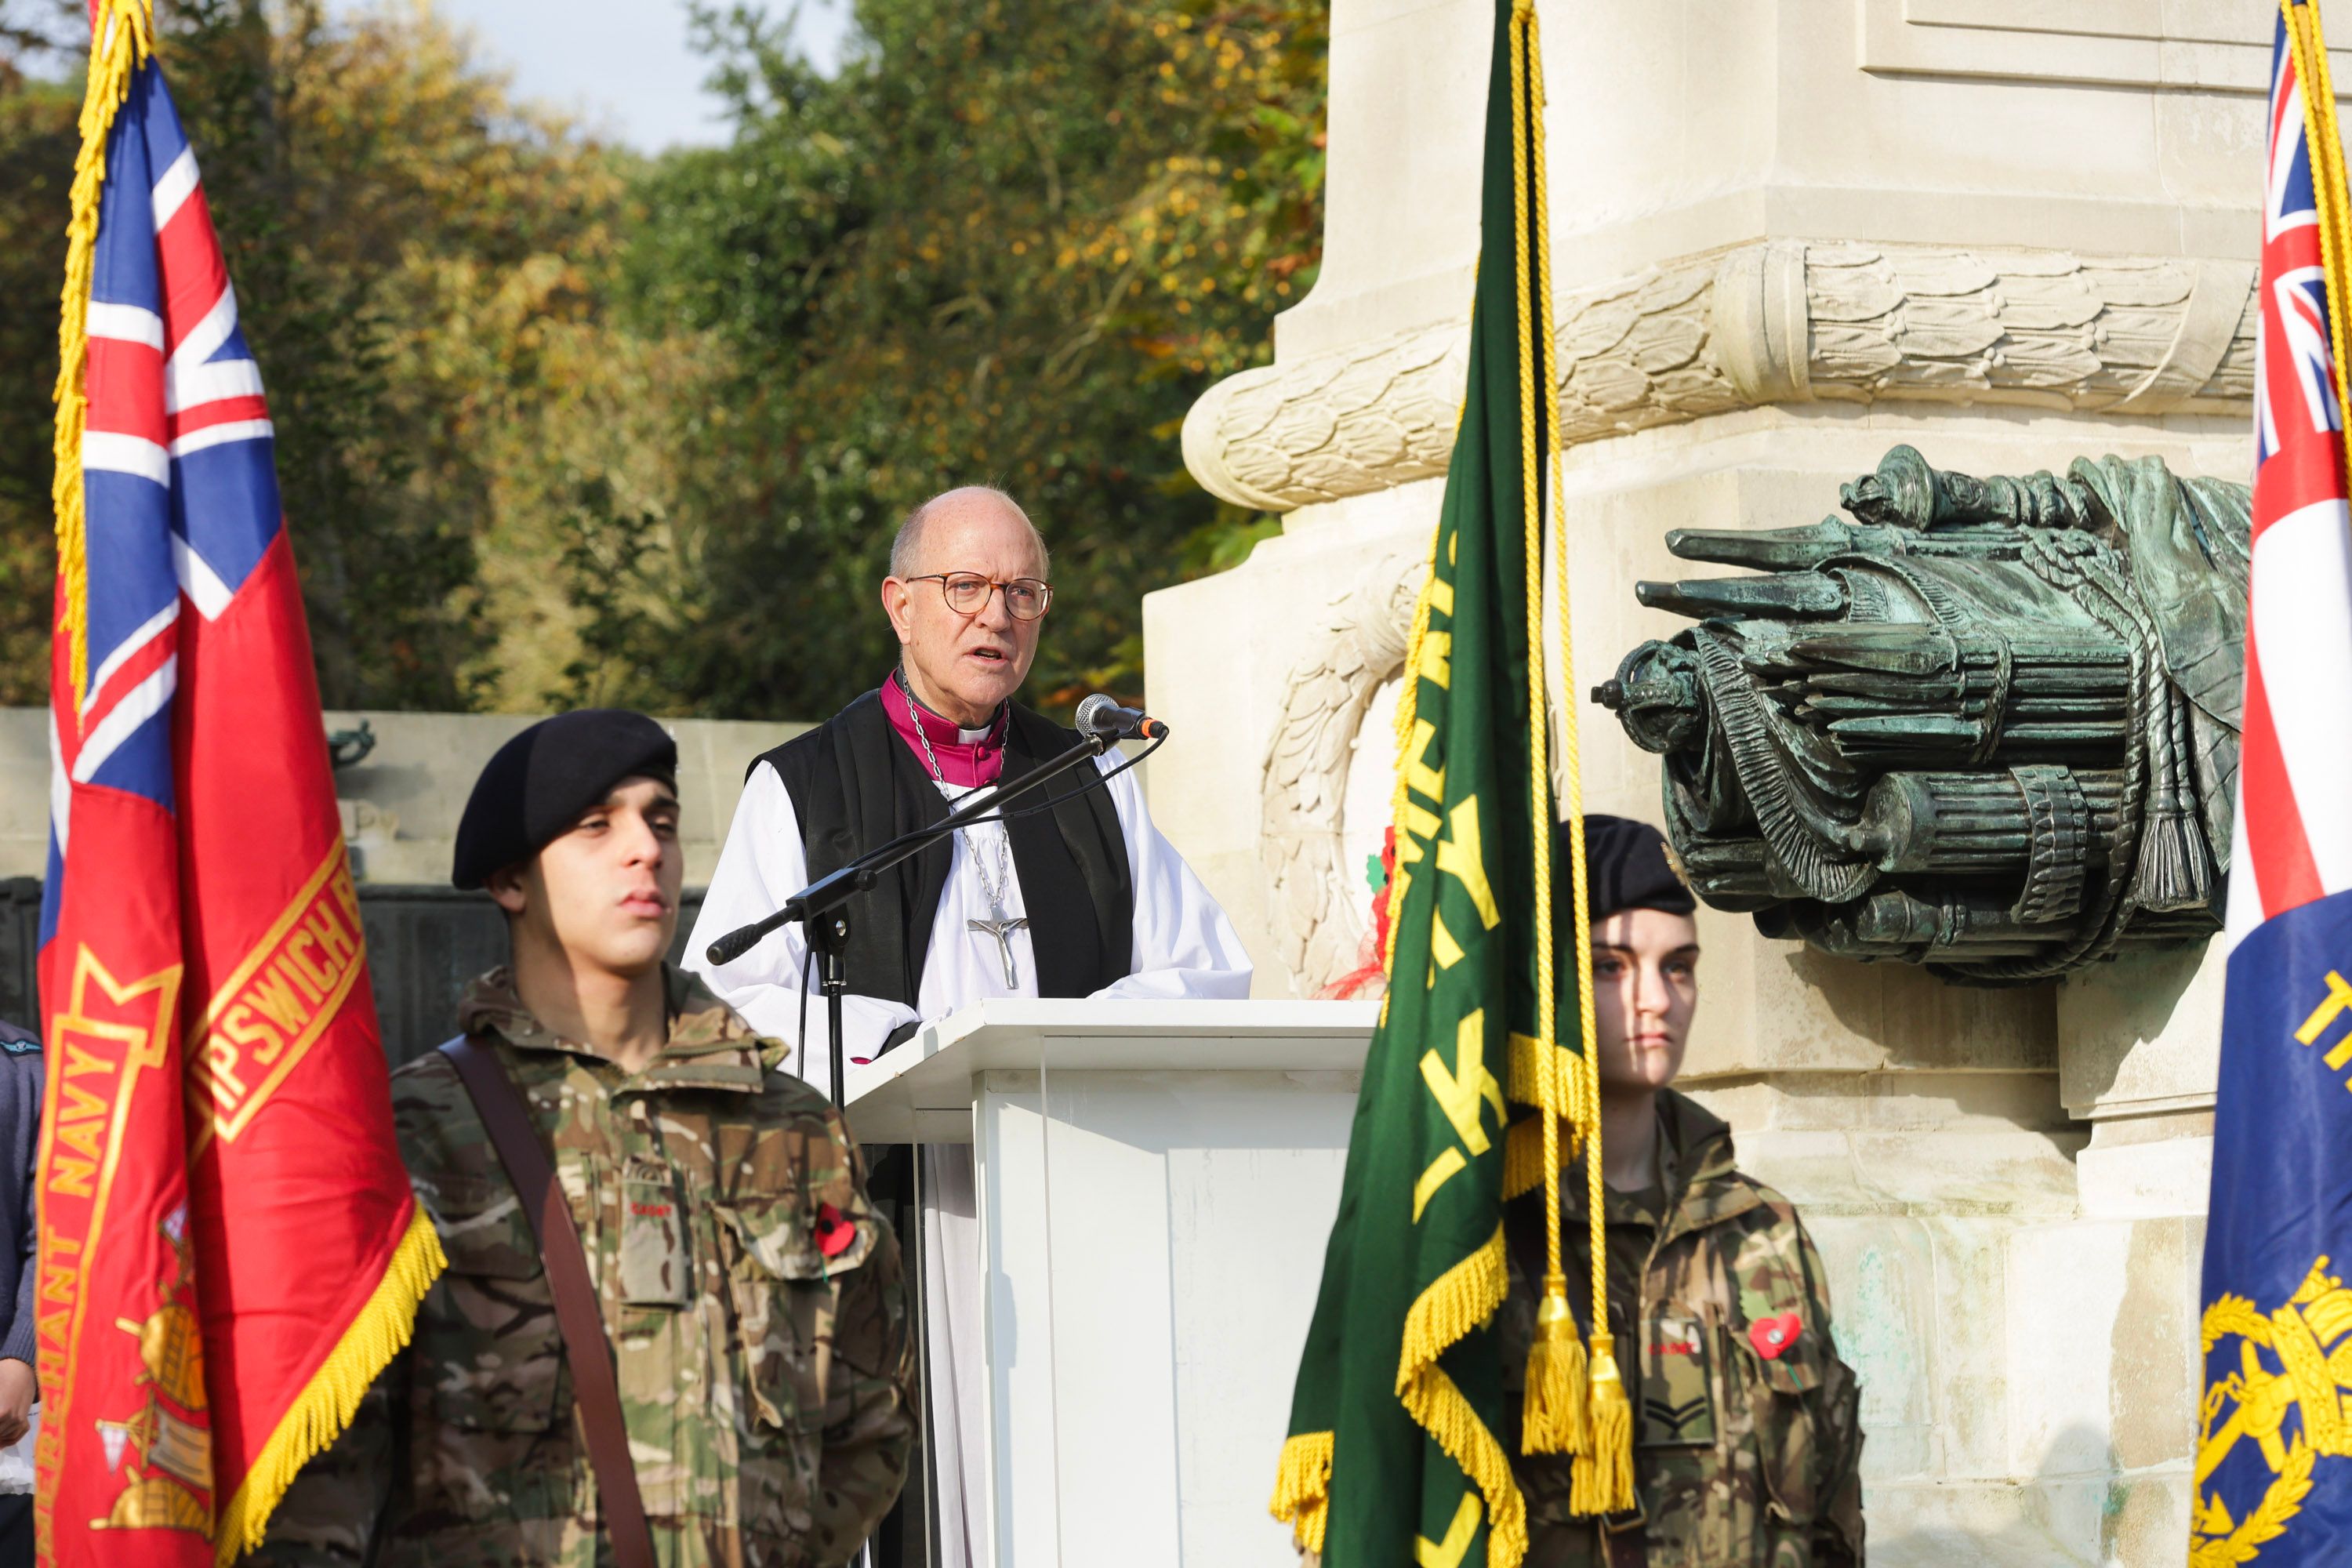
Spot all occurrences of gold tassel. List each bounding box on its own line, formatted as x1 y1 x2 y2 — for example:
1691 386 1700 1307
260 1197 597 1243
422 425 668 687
1569 1330 1635 1516
1269 1430 1334 1555
1520 1277 1588 1454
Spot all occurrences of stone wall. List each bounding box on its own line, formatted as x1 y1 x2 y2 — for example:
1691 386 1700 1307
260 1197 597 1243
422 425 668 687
1145 1 2300 1559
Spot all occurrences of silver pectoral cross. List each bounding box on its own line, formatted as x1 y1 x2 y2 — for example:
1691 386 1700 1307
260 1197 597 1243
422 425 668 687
968 916 1029 988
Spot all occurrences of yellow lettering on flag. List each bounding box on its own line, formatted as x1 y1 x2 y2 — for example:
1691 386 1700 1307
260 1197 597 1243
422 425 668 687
38 946 182 1494
1435 797 1502 931
2297 969 2352 1052
1432 914 1465 971
1414 1147 1468 1223
1414 1492 1482 1568
1399 799 1442 855
1405 719 1446 804
1421 1009 1504 1156
188 845 368 1149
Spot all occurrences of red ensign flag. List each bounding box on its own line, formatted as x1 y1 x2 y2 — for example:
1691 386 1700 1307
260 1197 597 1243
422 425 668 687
38 5 445 1563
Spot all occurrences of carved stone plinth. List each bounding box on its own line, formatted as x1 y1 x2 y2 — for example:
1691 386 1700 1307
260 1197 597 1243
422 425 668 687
1183 243 2256 514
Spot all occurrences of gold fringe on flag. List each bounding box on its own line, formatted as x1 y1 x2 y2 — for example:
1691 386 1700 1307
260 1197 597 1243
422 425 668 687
1269 1429 1335 1555
53 0 154 703
1396 1226 1529 1566
1502 1114 1576 1201
212 1206 448 1563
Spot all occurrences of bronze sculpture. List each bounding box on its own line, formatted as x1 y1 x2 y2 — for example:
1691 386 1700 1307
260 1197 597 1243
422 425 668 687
1595 445 2249 982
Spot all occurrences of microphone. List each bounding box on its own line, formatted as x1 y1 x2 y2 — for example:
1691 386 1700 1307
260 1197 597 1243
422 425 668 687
1076 693 1167 741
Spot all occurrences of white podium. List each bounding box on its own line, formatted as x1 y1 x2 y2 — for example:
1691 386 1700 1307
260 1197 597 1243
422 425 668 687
843 998 1376 1568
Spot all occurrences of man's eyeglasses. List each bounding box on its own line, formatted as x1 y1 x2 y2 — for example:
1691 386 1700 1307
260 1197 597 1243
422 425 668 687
905 572 1054 621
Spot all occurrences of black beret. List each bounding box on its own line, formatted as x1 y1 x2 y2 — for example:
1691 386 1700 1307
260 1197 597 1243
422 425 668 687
1573 814 1696 924
452 710 678 890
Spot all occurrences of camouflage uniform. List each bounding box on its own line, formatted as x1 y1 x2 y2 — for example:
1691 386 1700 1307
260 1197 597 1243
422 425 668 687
1498 1090 1864 1567
253 967 915 1568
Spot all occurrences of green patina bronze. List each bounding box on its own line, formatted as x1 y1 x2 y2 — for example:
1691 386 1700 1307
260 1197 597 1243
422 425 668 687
1595 445 2249 982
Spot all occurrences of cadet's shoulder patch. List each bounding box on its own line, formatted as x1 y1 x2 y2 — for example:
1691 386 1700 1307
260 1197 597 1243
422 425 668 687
0 1022 38 1055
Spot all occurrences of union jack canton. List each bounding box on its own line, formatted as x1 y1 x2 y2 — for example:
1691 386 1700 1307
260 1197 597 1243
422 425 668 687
46 52 278 880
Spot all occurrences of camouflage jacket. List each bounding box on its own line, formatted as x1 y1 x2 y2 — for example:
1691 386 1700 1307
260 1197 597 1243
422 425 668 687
252 967 915 1568
1498 1091 1864 1567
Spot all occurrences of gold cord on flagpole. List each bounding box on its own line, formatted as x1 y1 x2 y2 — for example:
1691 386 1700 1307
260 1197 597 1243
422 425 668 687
53 0 154 704
1508 0 1592 1461
2286 0 2352 507
1523 7 1633 1512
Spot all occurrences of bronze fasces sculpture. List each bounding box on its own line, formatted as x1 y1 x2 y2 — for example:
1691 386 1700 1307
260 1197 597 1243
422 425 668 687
1596 444 2250 982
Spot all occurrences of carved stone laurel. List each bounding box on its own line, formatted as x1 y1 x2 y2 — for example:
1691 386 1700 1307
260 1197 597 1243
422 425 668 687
1184 241 2258 513
1259 550 1424 994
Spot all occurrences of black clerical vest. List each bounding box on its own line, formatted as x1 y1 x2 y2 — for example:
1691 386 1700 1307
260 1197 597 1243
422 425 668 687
754 689 1135 1015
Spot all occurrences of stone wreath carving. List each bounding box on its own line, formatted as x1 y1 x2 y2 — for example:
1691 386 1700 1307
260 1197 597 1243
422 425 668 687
1185 240 2256 513
1596 444 2249 982
1259 550 1425 994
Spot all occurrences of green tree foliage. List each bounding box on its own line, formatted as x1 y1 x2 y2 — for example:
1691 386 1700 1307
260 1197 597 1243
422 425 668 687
0 54 76 706
601 0 1326 717
158 0 678 709
0 0 1323 718
0 2 695 709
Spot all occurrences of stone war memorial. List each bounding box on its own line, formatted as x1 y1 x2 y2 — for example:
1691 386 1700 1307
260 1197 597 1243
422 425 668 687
1146 4 2308 1562
28 0 2352 1563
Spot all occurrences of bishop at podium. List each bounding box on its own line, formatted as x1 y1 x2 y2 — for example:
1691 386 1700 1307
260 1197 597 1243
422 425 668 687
688 485 1252 1566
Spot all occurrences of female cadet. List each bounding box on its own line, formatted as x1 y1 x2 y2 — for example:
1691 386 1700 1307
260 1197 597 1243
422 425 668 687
1502 815 1865 1567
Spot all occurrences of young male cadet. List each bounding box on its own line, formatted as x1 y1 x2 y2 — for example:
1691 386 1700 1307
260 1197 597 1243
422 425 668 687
256 709 913 1568
688 487 1252 1567
1497 816 1864 1568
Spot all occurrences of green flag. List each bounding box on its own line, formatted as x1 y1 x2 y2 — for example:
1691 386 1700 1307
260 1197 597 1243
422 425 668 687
1269 3 1629 1564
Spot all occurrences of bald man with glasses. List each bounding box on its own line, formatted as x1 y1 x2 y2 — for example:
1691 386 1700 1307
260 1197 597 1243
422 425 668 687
688 485 1250 1568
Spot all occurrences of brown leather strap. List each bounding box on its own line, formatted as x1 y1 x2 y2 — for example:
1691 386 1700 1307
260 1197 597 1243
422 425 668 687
441 1036 655 1568
1602 1525 1648 1568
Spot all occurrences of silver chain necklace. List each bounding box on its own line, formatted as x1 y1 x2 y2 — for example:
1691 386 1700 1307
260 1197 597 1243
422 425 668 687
904 685 1028 985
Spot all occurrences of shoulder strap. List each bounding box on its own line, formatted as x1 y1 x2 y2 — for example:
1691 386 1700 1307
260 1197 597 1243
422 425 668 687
438 1036 655 1568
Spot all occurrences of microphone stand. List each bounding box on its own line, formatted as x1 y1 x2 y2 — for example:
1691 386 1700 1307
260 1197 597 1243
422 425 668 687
704 728 1120 1109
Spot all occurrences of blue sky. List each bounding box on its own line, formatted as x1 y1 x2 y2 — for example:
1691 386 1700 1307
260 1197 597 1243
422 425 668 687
332 0 855 151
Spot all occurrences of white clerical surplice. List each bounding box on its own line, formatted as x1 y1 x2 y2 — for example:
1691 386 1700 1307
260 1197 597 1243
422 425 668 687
688 728 1251 1567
